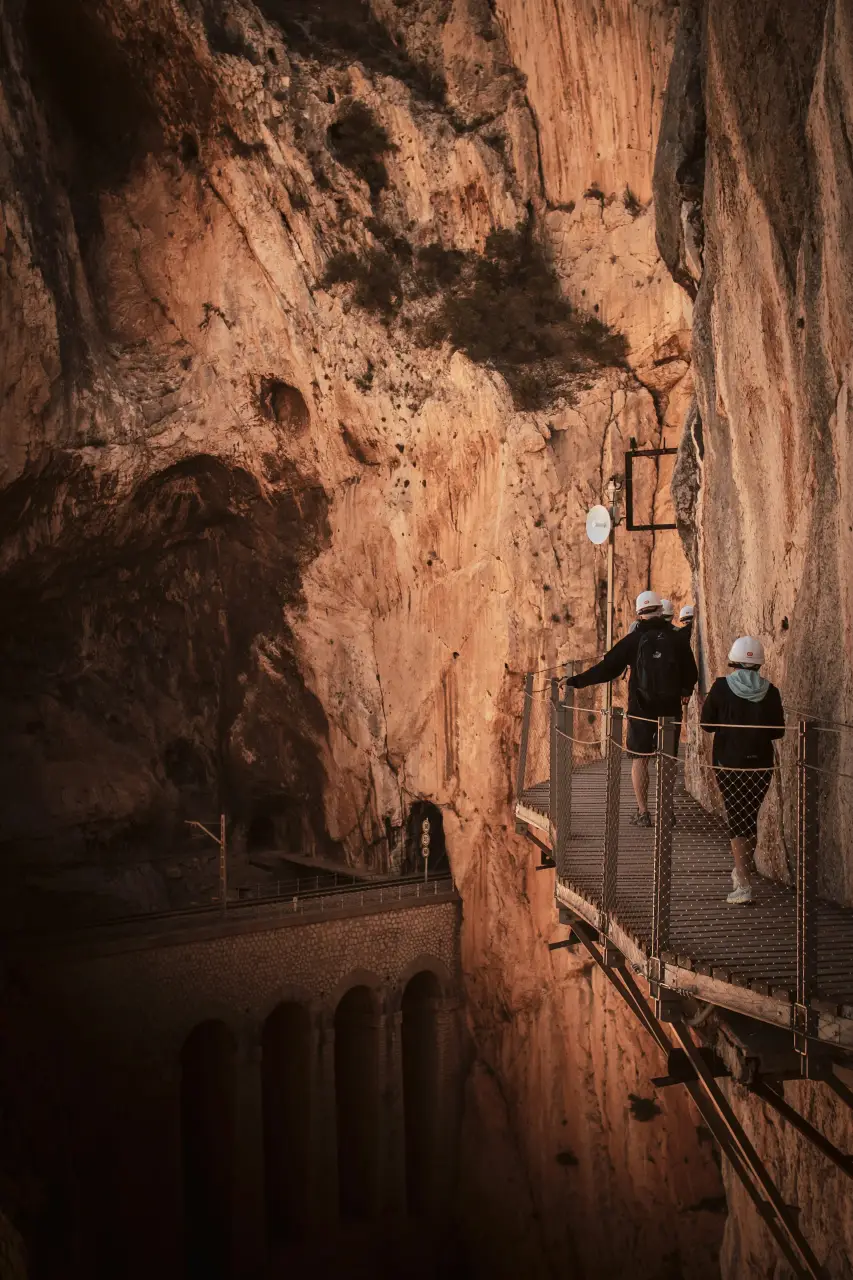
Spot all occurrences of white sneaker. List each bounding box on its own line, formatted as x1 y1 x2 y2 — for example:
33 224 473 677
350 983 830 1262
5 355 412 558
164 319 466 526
726 884 752 905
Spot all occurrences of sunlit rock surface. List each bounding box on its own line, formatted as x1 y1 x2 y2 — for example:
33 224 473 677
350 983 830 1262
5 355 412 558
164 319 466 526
7 0 814 1275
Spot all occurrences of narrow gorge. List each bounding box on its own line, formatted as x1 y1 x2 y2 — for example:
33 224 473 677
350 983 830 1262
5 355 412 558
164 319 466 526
1 1 852 1277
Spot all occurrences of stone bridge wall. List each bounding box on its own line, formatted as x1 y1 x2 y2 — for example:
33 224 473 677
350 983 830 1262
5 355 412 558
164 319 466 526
7 894 463 1280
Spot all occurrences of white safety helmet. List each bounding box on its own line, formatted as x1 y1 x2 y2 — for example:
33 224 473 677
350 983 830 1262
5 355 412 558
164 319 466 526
635 590 662 616
679 605 694 621
660 598 674 619
727 635 765 668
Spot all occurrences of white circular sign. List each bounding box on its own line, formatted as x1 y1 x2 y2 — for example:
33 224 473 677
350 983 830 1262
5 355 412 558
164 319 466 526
585 505 612 545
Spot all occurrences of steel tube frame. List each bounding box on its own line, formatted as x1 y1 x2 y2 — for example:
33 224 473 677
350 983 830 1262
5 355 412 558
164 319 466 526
563 916 825 1280
751 1080 853 1180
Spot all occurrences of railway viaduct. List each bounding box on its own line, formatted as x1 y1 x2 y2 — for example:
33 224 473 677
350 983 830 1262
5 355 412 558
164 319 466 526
4 879 463 1279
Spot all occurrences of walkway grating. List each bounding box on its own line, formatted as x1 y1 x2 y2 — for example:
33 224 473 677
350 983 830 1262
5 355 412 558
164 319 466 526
520 756 853 1012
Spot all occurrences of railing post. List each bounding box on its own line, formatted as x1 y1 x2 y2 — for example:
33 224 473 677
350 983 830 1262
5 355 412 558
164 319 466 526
515 673 534 805
796 719 819 1062
549 677 559 839
602 708 623 919
651 717 678 1008
554 694 572 879
559 668 575 869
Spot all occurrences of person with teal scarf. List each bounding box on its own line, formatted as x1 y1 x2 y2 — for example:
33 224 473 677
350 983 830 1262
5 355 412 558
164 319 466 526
700 636 785 904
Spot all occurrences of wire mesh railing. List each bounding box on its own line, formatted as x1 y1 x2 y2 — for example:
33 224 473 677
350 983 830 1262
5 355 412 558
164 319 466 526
514 666 853 1053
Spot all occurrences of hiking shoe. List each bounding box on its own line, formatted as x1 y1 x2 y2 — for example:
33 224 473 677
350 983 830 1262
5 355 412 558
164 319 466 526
726 884 753 905
630 810 653 828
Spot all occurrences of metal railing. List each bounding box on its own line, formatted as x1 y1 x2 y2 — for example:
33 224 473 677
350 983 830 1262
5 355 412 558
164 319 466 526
515 669 853 1054
6 872 457 944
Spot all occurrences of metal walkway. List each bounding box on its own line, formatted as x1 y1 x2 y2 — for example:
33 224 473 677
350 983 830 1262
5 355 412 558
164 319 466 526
514 673 853 1279
519 758 853 1016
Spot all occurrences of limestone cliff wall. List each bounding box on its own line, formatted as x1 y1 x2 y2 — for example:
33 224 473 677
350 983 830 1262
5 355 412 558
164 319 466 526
655 1 853 1275
0 0 723 1276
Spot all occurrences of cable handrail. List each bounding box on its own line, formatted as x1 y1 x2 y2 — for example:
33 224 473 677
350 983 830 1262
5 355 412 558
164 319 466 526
521 664 853 732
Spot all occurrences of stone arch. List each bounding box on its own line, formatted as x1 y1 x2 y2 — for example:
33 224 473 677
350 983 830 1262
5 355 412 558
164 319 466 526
326 967 385 1019
391 955 454 1013
401 971 443 1216
257 984 316 1028
334 984 382 1220
180 1019 237 1280
167 1003 254 1060
262 1000 312 1244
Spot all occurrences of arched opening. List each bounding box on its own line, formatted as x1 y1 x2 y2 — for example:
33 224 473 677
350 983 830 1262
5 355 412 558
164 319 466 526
401 971 442 1215
334 985 381 1220
404 801 448 876
180 1020 237 1280
262 1002 311 1243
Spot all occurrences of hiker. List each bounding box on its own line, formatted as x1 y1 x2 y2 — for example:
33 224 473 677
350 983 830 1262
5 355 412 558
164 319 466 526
679 605 694 642
628 598 675 637
700 636 785 905
564 590 698 826
677 604 695 653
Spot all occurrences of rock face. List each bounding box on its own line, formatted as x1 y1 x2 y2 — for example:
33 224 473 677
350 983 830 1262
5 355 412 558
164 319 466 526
655 1 853 1275
0 0 731 1275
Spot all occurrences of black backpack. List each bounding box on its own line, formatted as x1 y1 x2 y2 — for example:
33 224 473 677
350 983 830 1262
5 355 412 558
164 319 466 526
633 626 682 706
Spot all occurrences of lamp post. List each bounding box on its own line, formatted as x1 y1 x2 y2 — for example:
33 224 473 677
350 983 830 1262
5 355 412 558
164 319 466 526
185 814 227 910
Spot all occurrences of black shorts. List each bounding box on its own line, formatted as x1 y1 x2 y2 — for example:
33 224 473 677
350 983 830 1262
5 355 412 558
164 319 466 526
716 767 772 839
626 716 682 759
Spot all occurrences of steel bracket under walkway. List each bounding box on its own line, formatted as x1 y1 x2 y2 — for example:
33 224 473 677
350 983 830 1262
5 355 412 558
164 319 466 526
561 915 828 1280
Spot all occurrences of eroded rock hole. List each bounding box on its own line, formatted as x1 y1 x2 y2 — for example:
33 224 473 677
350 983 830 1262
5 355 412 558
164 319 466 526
260 380 310 433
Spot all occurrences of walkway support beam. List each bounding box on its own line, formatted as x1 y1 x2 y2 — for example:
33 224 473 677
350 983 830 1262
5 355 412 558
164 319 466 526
566 915 826 1280
796 719 819 1059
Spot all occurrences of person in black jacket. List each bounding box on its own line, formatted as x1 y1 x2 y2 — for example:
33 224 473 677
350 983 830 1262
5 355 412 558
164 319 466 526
678 605 694 647
565 590 698 826
700 635 785 905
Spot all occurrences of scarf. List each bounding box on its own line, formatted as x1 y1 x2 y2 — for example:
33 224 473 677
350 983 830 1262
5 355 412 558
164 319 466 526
726 668 770 703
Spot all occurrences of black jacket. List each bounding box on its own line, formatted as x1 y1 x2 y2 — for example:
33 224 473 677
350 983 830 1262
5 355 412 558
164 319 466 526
568 618 698 718
700 677 785 768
